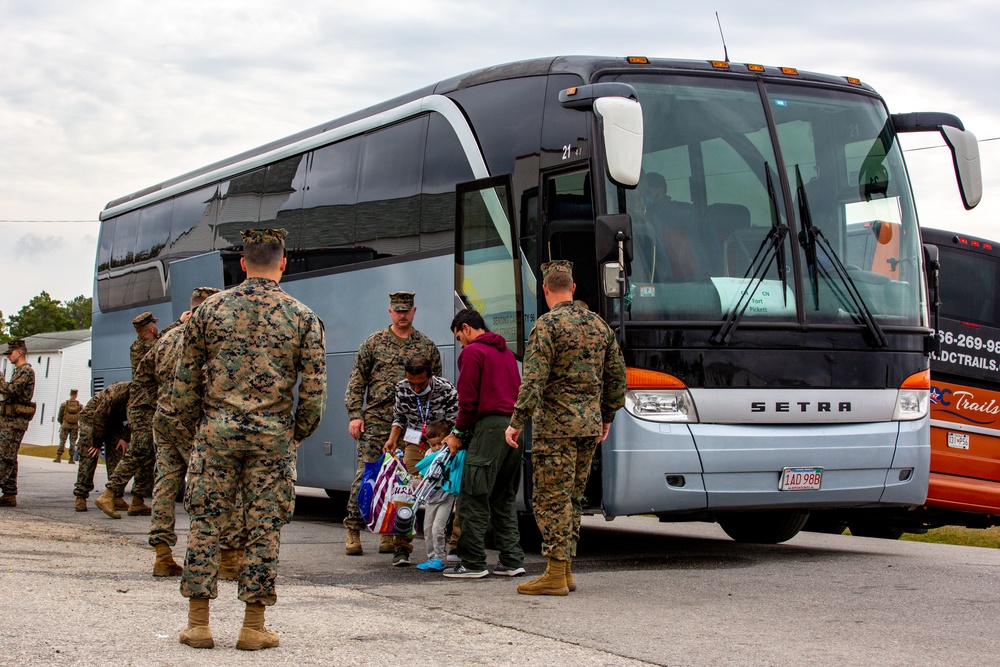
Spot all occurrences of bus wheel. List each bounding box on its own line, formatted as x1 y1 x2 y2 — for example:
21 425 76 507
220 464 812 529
717 510 810 544
325 489 348 503
847 521 904 540
803 514 848 535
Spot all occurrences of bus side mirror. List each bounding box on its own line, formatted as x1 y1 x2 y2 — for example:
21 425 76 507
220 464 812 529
892 112 982 210
596 214 633 298
595 97 644 188
923 242 941 355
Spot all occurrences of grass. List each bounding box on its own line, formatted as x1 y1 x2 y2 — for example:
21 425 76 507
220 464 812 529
902 526 1000 549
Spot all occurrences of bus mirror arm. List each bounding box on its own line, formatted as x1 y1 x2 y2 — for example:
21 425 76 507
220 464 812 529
596 214 633 348
923 243 942 356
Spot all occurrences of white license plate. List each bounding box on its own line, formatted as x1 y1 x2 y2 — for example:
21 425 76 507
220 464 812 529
947 432 970 450
779 467 823 491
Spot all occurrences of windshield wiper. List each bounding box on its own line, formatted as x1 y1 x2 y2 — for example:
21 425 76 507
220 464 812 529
795 165 889 349
712 163 788 345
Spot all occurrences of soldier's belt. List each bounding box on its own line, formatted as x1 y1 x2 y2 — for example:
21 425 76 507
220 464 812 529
2 401 36 419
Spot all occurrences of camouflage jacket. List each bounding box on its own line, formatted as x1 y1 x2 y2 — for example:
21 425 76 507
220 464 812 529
0 363 36 430
130 335 157 377
169 277 327 452
345 327 442 426
80 381 131 445
391 375 459 434
510 300 627 437
149 323 191 452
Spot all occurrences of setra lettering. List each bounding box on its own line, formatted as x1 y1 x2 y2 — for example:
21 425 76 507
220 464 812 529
749 401 851 413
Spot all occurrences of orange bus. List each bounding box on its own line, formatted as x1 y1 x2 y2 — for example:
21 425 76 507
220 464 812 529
923 228 1000 525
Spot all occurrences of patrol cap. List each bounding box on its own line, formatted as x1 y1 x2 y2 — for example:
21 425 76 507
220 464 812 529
2 339 26 355
541 260 573 280
191 286 221 301
132 310 158 332
389 291 415 312
241 228 287 246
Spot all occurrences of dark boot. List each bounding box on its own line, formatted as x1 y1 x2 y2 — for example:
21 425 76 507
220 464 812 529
0 495 16 507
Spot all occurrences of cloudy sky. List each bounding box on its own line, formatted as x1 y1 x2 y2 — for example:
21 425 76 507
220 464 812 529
1 0 997 318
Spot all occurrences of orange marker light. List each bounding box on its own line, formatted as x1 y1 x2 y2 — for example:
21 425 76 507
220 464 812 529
846 76 861 85
711 60 730 69
565 87 577 96
900 369 930 390
627 56 649 65
748 64 765 72
627 368 687 390
780 67 799 76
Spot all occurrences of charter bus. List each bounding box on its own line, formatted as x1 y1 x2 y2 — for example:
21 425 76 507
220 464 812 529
93 55 982 544
920 229 1000 529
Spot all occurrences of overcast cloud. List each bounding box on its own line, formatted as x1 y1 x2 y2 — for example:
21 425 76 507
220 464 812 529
1 0 997 316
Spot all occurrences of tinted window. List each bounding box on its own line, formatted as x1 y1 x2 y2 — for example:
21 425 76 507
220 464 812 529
132 200 172 302
939 247 997 325
449 77 547 177
357 117 427 257
421 113 474 251
96 218 116 309
169 185 220 257
108 210 140 308
215 167 266 249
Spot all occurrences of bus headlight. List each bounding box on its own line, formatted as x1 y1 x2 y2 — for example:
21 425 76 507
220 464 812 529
625 390 699 423
892 389 929 421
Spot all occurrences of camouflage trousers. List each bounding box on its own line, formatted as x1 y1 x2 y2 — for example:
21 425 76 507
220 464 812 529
455 414 524 571
149 424 245 550
343 423 391 532
57 425 80 458
181 442 295 606
106 421 155 498
73 422 124 499
530 435 600 562
0 422 27 496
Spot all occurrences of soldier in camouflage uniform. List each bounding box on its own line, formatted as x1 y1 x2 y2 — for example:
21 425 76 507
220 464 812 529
145 287 245 578
167 228 326 651
54 389 83 463
343 291 442 556
505 260 627 596
130 310 159 375
0 339 36 507
72 382 131 512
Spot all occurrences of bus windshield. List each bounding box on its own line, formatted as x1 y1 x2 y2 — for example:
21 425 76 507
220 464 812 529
605 74 925 329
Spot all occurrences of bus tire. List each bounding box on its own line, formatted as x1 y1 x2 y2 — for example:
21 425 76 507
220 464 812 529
847 521 904 540
803 514 848 535
717 510 810 544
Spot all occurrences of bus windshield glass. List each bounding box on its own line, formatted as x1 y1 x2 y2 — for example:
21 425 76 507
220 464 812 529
605 73 925 329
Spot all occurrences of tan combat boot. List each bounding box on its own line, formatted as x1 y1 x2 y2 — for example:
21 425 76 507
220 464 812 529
94 489 121 519
153 544 183 577
219 548 243 581
566 559 576 592
179 598 214 649
516 558 569 596
0 495 16 507
53 453 62 463
345 529 363 555
113 496 129 511
378 534 395 553
128 494 152 516
236 602 279 651
74 497 88 512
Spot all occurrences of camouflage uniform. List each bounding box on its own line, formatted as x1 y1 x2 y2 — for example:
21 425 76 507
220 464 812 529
73 382 131 500
168 233 326 606
105 348 157 499
0 341 35 499
130 310 159 376
510 264 627 562
343 301 442 532
148 305 244 551
56 396 83 461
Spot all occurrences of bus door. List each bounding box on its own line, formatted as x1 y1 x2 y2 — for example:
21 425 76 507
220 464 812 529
541 170 599 311
167 251 225 321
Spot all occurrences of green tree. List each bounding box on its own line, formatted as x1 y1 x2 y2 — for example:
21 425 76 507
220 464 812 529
7 291 75 339
62 295 92 330
0 311 7 343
